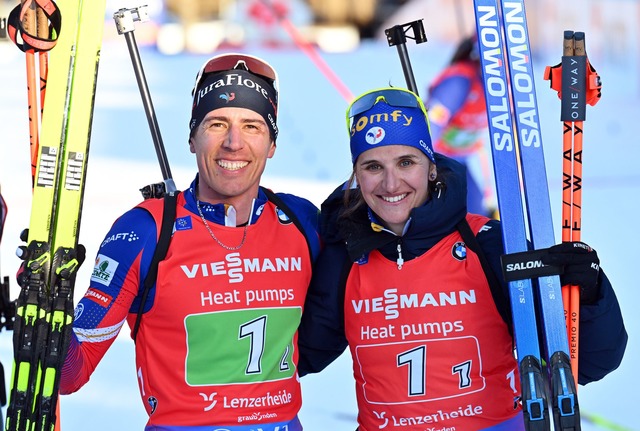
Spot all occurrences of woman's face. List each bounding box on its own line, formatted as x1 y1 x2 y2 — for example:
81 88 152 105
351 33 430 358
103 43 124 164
355 145 436 235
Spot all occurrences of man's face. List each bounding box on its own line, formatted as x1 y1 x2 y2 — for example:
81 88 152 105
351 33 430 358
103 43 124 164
189 106 275 208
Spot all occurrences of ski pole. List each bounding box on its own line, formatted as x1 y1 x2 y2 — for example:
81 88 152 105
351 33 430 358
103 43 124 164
22 1 40 185
259 0 353 102
384 19 427 96
113 6 177 198
562 31 584 386
17 0 51 187
545 30 601 388
35 4 49 179
7 0 60 188
566 31 588 388
36 4 49 147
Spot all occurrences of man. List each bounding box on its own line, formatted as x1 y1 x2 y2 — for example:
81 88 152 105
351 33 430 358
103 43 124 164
60 53 320 431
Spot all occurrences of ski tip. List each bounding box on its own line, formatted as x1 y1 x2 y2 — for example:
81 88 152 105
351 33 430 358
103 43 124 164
563 30 575 40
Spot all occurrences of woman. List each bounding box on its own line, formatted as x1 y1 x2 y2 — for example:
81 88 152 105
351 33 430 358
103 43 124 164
298 87 627 431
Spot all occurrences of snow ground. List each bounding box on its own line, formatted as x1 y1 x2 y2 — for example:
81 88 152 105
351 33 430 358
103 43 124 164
0 18 638 431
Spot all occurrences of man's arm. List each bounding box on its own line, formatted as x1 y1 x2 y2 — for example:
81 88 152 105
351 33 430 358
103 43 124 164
60 207 158 394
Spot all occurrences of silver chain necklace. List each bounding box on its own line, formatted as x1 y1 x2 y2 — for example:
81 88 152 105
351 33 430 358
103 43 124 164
195 199 248 251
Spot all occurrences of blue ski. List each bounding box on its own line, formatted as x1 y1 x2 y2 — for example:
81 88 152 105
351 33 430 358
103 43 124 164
473 0 580 430
497 2 580 430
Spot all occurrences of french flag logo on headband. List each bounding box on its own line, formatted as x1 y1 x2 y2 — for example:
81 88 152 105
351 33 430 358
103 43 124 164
365 127 385 145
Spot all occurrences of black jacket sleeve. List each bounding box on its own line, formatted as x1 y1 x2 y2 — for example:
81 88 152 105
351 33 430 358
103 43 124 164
574 271 627 385
297 242 350 376
476 219 627 386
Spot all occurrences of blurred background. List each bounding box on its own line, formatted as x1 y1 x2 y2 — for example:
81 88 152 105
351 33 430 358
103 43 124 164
0 0 638 430
3 0 634 56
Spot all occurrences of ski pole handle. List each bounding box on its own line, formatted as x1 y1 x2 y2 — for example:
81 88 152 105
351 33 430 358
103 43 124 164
384 20 427 96
114 6 177 195
560 31 587 122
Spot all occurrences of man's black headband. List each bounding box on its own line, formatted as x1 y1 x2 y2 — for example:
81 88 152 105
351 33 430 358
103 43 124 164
190 69 278 140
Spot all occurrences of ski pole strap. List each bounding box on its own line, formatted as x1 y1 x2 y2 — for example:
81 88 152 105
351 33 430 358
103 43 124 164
7 0 61 52
456 219 512 332
132 192 178 342
500 248 563 282
543 32 602 110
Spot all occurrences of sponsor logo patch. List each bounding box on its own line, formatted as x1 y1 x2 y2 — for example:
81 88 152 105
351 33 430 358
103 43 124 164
175 216 193 231
91 254 119 286
452 241 467 261
365 126 385 145
85 288 113 307
275 207 292 225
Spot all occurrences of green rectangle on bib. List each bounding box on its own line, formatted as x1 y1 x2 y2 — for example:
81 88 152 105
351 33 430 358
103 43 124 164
185 307 300 386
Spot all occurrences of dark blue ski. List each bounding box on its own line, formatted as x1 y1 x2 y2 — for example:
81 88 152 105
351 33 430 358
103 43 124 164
497 1 580 430
473 0 580 430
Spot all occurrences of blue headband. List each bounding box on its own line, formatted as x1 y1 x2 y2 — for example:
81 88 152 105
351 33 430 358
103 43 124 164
349 101 435 164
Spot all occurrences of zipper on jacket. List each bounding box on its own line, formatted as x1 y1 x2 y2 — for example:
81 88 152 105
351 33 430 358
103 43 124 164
396 240 404 270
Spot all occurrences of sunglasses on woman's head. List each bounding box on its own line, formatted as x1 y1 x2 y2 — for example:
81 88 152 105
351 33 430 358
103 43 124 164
346 88 428 132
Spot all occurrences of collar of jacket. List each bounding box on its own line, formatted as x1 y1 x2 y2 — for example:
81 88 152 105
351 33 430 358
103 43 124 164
183 175 269 226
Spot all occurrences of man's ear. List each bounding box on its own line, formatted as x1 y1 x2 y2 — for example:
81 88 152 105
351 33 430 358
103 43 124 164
267 140 276 159
189 136 196 154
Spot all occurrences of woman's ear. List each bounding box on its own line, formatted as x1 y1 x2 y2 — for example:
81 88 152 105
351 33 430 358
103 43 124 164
429 165 438 181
